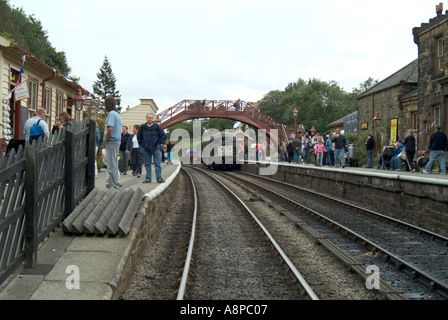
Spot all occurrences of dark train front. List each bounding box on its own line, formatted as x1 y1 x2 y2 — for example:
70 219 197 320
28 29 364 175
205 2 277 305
201 133 242 171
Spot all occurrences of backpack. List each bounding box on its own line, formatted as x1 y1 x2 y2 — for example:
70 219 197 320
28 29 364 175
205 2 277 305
29 119 44 143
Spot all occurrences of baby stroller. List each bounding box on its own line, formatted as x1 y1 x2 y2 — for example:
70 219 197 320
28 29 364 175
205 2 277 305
416 156 429 171
377 146 395 170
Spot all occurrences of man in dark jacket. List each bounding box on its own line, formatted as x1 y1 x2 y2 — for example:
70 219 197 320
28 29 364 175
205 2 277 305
403 129 416 172
423 125 447 175
365 134 375 168
119 126 131 175
332 129 347 168
292 135 302 164
137 113 167 183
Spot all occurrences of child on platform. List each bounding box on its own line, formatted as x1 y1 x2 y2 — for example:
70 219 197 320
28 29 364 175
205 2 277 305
315 137 327 167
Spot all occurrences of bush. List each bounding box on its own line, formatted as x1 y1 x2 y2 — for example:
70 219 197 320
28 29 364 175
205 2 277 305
344 133 371 167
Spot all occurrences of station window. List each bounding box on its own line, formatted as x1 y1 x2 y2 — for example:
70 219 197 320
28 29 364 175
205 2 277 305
436 37 444 74
45 87 52 111
28 79 38 113
410 112 417 131
56 91 64 115
433 105 441 126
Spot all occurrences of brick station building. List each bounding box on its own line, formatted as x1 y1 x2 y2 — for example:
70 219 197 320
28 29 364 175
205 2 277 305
357 3 448 151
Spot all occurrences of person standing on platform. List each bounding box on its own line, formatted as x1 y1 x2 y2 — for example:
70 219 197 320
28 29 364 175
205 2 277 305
332 129 347 168
166 140 175 164
292 135 302 164
315 136 327 167
365 134 375 168
138 113 167 183
326 133 334 167
302 131 312 164
286 139 294 164
403 129 416 172
281 139 287 162
126 124 143 178
119 126 131 175
104 96 122 189
51 112 73 134
423 125 447 175
23 107 50 143
95 121 100 178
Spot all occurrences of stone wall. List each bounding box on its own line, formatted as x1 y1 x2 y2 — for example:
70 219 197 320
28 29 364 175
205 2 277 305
243 163 448 238
413 10 448 145
111 171 180 299
358 83 417 143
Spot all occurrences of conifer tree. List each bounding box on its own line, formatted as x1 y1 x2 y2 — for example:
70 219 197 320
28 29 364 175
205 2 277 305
92 55 122 112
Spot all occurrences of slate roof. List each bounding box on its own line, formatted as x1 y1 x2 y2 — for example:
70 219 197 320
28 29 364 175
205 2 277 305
357 59 418 99
327 111 357 128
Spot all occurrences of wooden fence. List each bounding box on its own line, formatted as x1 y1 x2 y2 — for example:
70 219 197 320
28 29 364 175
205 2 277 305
0 119 95 284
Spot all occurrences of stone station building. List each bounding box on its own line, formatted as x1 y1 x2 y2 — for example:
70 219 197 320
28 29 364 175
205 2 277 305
357 3 448 152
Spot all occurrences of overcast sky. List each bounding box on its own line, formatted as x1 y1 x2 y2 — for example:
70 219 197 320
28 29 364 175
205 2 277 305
10 0 438 113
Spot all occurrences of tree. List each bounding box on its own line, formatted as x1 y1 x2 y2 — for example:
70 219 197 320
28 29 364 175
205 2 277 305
258 78 357 133
0 2 72 76
352 77 379 95
257 90 285 123
203 118 237 132
92 55 122 112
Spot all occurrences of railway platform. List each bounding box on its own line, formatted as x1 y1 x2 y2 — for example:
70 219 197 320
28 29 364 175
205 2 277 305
1 159 447 300
0 161 181 300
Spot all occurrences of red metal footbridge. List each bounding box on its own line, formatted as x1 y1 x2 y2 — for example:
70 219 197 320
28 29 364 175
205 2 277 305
156 99 289 140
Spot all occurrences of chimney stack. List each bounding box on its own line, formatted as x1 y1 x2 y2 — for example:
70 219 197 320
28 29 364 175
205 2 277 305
436 2 443 16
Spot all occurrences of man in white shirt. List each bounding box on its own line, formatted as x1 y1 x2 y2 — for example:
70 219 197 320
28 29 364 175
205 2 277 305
23 108 50 142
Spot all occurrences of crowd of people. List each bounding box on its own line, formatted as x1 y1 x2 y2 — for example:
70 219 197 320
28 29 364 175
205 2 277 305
102 97 169 189
370 126 447 175
277 123 448 175
22 104 448 189
281 126 348 168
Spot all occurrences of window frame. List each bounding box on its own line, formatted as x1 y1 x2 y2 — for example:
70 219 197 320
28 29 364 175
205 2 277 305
436 37 444 74
28 77 39 113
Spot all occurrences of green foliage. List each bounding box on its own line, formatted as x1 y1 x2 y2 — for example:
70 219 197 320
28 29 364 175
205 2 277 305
92 55 122 112
203 118 237 132
352 77 380 95
167 120 196 138
0 1 72 76
258 77 379 136
344 132 380 167
258 78 357 133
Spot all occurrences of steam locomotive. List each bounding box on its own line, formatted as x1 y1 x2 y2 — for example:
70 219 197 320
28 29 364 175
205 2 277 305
201 132 241 171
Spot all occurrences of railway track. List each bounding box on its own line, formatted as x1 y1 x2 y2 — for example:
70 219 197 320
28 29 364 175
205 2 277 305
121 167 318 300
218 170 448 300
179 166 318 300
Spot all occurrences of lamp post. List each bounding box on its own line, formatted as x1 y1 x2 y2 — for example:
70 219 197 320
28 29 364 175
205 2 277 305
72 89 85 121
373 112 382 157
73 89 85 111
293 108 298 133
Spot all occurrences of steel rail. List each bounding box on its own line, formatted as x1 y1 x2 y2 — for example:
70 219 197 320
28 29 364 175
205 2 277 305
187 165 319 300
241 172 448 244
227 171 448 299
176 168 198 300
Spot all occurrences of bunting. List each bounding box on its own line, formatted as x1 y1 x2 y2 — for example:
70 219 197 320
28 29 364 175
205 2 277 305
377 116 441 146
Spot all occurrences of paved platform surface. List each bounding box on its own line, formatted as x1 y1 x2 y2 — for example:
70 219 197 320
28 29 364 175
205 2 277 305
0 161 181 300
272 161 448 184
